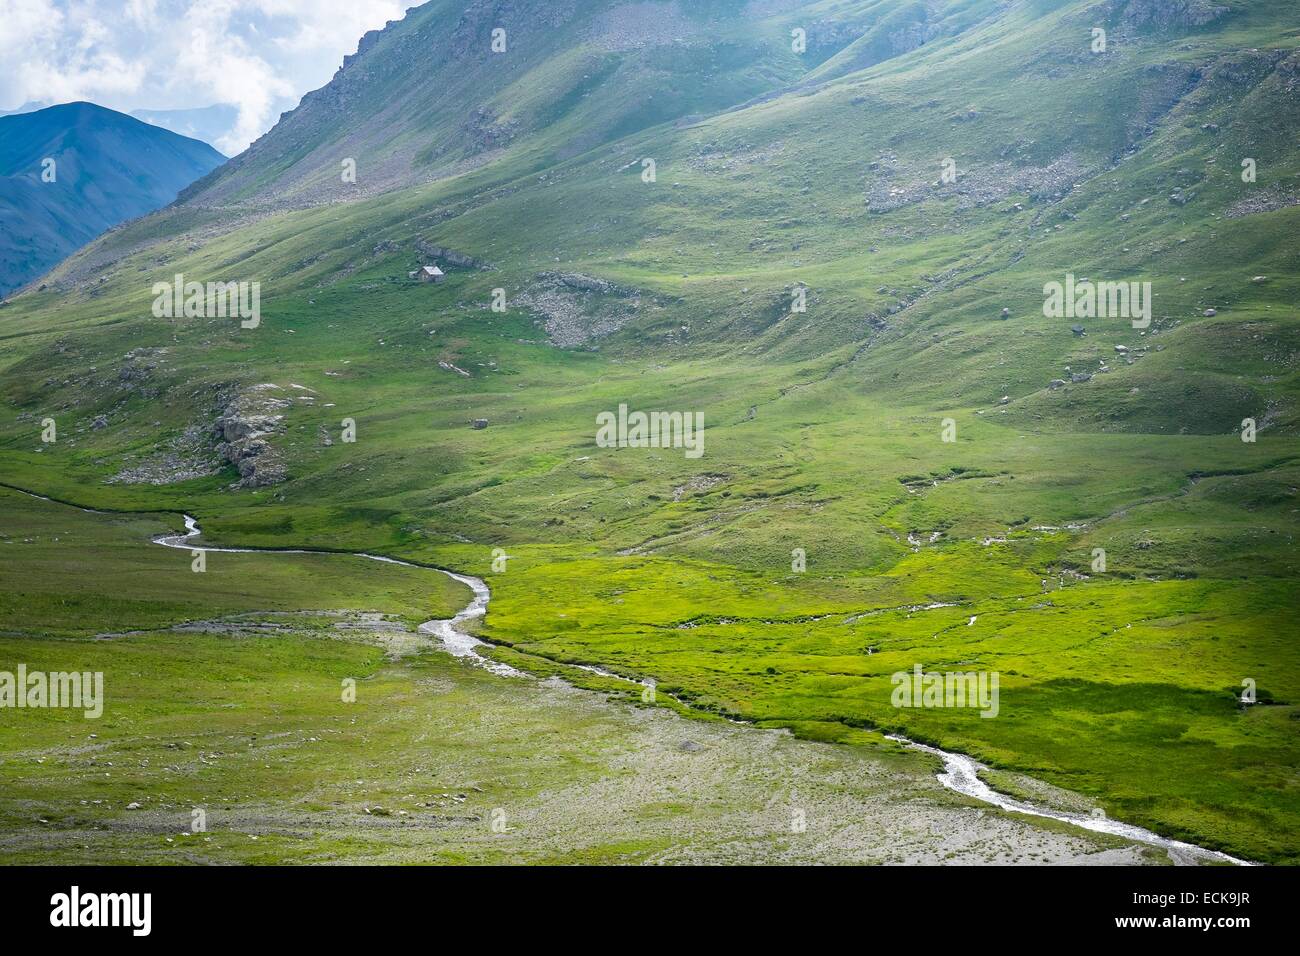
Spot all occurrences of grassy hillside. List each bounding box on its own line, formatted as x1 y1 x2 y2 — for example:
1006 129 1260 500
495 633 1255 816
0 0 1296 862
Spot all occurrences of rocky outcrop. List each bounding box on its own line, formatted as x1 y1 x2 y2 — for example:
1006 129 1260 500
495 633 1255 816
1102 0 1229 30
461 108 519 152
414 240 493 271
213 385 288 488
538 271 637 296
111 383 292 487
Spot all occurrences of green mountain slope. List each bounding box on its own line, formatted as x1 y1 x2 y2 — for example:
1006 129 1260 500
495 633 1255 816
0 0 1297 862
178 0 907 211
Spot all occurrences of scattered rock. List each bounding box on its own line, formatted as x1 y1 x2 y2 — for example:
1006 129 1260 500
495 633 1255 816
1227 186 1300 219
865 154 1087 213
110 423 223 486
517 272 645 348
672 475 728 501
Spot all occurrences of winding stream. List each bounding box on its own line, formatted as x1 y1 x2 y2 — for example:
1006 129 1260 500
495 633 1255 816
885 737 1249 865
7 485 1251 865
153 513 524 677
166 514 1253 865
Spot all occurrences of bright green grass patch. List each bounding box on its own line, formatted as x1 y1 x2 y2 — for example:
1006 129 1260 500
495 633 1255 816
482 553 1300 863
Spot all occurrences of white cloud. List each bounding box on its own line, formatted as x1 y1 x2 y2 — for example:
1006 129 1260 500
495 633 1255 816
0 0 410 152
0 0 63 59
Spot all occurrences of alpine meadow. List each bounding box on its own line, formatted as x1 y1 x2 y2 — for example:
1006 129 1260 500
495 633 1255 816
0 0 1297 874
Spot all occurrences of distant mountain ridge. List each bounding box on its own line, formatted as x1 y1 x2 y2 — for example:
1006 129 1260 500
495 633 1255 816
0 101 225 297
0 101 50 118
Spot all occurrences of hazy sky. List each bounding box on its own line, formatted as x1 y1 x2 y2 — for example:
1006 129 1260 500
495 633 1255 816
0 0 411 154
